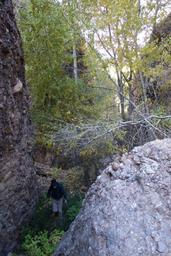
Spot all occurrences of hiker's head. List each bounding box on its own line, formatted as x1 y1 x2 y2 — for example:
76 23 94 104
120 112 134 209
51 179 56 187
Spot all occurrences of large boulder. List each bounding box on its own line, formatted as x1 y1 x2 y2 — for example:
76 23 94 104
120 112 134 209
0 1 38 254
54 139 171 256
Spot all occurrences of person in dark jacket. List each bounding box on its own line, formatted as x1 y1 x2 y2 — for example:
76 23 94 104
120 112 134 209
48 179 67 216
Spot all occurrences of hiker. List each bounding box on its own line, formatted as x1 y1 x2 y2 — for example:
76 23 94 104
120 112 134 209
47 179 67 216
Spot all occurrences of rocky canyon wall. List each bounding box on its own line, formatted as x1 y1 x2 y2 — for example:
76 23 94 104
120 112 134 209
0 0 38 254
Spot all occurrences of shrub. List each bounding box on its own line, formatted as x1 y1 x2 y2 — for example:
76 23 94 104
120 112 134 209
14 193 83 255
52 167 84 194
65 196 82 222
21 229 64 256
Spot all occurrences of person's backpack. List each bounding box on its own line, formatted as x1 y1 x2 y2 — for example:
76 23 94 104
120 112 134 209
51 182 65 200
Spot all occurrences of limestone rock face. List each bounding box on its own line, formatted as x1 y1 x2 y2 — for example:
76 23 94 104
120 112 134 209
54 139 171 256
0 1 38 254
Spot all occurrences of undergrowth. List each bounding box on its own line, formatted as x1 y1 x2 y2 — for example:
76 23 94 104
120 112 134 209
14 193 83 256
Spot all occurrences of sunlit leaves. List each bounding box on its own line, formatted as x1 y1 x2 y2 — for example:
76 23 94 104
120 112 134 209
19 0 102 124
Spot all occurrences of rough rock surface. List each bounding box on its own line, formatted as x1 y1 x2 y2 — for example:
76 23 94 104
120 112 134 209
0 1 38 254
54 139 171 256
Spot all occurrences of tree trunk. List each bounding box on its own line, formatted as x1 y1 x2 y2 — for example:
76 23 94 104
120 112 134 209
128 83 134 117
118 77 126 121
139 72 149 114
0 1 38 254
73 44 78 84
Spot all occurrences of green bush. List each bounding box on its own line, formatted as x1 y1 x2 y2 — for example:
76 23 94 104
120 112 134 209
52 167 84 194
65 195 83 222
21 229 64 256
65 205 80 222
14 193 83 255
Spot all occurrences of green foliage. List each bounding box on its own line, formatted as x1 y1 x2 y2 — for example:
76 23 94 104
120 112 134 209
152 106 171 130
15 193 83 255
18 0 106 130
139 37 171 77
63 194 83 229
21 230 64 256
80 140 115 160
77 0 170 121
19 0 69 112
65 206 80 222
80 130 125 162
49 121 127 186
79 134 124 184
18 0 171 139
52 167 84 194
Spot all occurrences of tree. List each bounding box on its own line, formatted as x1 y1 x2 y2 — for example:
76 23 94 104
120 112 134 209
19 0 171 148
18 0 103 126
76 0 170 121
